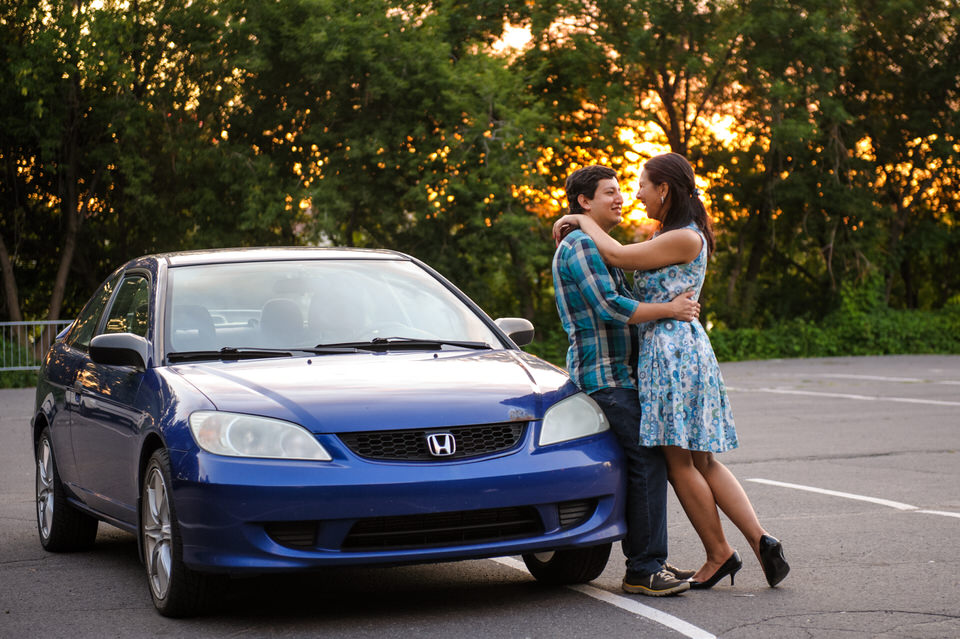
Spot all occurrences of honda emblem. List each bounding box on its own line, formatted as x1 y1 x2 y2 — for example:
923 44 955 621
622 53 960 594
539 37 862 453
426 432 456 457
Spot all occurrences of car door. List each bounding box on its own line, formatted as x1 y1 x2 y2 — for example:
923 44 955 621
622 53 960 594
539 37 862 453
70 272 152 524
50 272 124 494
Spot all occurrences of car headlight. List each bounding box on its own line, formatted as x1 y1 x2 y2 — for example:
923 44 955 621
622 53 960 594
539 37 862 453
188 411 332 461
538 392 610 446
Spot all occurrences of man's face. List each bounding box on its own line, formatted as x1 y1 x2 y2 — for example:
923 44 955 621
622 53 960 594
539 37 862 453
579 178 623 232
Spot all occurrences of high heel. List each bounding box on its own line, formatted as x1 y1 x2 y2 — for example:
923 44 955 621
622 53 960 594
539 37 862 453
689 551 742 590
758 534 790 587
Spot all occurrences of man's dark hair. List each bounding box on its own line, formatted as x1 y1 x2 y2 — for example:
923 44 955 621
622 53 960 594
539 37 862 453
564 165 618 214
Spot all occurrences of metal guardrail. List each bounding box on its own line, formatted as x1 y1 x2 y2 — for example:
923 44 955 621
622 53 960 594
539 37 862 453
0 320 73 372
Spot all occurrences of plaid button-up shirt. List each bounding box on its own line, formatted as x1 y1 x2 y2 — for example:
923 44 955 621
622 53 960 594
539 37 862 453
552 230 640 393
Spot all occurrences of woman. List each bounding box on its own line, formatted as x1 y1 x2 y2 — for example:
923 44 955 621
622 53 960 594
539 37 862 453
552 152 790 589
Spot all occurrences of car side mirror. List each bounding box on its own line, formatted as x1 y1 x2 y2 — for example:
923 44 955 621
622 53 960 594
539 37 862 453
90 333 149 370
494 317 535 347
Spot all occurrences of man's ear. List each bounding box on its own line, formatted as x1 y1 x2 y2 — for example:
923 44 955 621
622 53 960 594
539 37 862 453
577 192 591 211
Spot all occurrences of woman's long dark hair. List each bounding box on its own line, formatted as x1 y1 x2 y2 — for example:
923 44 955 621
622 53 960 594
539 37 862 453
643 152 715 256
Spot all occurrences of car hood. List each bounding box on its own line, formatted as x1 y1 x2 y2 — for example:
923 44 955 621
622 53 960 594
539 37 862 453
170 350 576 433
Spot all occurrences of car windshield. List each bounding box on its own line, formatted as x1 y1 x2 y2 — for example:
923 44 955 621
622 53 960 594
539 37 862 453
163 258 504 358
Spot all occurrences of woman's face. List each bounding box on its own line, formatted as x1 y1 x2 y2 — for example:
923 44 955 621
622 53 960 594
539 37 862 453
637 169 666 222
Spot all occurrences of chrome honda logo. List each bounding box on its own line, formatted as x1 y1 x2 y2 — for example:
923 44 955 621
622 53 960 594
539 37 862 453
426 432 456 457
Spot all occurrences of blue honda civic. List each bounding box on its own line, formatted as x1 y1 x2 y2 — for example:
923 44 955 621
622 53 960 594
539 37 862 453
32 247 625 617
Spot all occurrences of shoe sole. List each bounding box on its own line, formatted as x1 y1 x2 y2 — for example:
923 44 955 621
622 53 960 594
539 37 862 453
621 581 691 596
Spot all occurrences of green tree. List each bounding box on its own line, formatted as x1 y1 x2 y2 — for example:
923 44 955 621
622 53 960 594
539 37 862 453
1 0 293 323
843 0 960 309
229 0 558 321
3 0 959 355
1 0 103 322
705 0 861 326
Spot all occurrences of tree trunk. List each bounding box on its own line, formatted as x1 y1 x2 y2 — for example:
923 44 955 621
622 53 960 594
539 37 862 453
0 233 23 322
48 206 79 322
738 207 769 324
506 236 535 319
883 189 908 306
725 229 745 309
48 69 84 323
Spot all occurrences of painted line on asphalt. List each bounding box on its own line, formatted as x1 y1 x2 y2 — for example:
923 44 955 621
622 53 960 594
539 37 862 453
811 373 925 383
491 556 715 639
726 386 960 407
916 510 960 519
566 583 716 639
809 373 960 386
747 478 960 519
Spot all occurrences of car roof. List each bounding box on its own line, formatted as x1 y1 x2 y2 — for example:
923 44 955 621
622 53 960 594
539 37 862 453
138 247 411 268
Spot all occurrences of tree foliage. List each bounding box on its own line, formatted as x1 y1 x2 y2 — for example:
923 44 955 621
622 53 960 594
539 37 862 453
1 0 958 365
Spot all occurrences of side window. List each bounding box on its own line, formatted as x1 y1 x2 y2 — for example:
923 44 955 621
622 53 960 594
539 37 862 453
104 275 150 337
65 272 123 350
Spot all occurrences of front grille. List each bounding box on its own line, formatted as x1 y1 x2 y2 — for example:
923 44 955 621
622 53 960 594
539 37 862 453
264 521 317 549
338 422 525 461
342 506 543 550
558 499 597 529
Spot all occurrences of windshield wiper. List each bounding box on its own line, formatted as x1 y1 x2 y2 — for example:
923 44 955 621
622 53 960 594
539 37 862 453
311 337 492 352
167 347 294 363
294 345 361 354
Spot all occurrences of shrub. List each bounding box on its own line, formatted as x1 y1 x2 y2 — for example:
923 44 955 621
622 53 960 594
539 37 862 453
532 304 960 368
709 306 960 362
0 332 42 389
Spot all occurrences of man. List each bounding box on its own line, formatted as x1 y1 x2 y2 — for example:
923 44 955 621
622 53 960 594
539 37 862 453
552 165 697 596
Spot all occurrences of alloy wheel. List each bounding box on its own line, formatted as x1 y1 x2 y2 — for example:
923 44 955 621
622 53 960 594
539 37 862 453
36 437 55 540
142 465 174 600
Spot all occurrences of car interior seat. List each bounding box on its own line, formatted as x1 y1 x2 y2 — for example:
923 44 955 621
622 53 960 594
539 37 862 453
260 298 303 347
170 305 216 352
308 286 373 345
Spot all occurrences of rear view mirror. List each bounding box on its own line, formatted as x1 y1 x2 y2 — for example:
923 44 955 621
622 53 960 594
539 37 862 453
494 318 535 347
90 333 149 370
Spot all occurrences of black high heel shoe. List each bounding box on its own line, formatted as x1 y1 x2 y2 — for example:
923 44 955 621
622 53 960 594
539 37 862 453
758 534 790 587
689 551 742 590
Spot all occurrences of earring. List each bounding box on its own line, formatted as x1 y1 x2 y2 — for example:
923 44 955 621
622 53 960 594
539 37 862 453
660 195 664 205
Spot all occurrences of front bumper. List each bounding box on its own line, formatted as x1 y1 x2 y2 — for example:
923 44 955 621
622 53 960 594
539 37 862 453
169 430 626 573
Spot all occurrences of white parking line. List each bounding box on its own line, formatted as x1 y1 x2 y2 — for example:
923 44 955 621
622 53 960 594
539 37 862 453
811 373 926 383
916 510 960 519
809 373 960 386
747 478 960 519
491 557 715 639
726 386 960 407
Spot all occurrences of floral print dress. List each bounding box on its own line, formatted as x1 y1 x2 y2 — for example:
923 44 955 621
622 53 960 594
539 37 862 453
633 223 738 453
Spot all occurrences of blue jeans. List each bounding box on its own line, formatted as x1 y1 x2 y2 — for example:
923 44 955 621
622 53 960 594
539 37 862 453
590 387 668 576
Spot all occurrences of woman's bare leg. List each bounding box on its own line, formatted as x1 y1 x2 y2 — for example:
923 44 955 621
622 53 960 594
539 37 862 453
662 446 736 582
691 451 767 562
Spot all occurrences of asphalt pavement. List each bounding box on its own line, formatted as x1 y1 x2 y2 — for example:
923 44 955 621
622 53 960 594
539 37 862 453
1 355 958 638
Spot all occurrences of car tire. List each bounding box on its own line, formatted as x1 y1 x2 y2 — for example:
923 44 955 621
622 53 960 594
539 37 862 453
522 543 612 585
35 428 99 552
141 448 215 617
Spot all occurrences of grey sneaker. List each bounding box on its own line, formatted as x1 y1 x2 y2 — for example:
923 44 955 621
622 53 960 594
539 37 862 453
622 569 691 596
664 562 696 580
